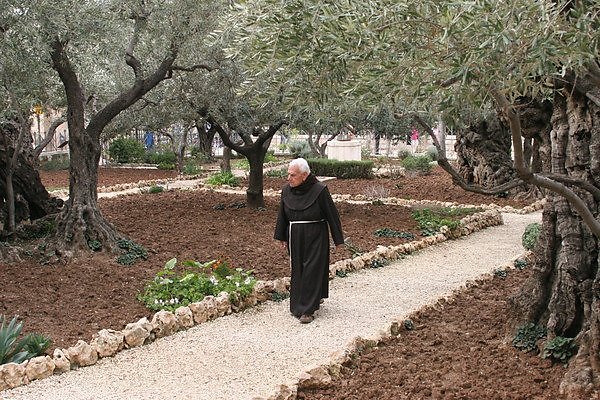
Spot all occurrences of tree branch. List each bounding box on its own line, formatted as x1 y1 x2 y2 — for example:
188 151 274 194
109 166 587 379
490 87 600 237
171 63 216 72
33 116 66 158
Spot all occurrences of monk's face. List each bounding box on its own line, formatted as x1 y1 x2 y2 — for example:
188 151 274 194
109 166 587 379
287 165 308 187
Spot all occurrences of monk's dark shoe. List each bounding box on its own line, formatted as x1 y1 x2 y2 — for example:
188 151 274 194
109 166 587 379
299 314 314 324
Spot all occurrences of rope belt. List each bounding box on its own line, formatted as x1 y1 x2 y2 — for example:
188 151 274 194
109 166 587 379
288 220 326 268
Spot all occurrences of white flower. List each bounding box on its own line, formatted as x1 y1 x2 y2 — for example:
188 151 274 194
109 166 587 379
244 277 252 285
235 282 240 287
210 276 218 285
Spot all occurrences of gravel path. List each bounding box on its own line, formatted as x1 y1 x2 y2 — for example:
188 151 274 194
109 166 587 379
2 212 541 400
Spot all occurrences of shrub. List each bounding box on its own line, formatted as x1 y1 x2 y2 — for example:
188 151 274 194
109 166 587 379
116 239 148 265
138 258 256 311
265 168 287 178
0 315 51 365
38 156 69 171
287 140 312 158
308 158 374 179
148 185 164 194
411 207 476 236
401 154 433 175
157 162 176 170
522 222 541 250
144 151 177 165
397 148 412 160
426 145 439 161
542 336 577 363
513 322 547 353
108 138 145 164
182 161 202 175
206 171 240 187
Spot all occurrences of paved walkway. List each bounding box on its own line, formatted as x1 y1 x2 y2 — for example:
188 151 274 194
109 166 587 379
2 212 541 400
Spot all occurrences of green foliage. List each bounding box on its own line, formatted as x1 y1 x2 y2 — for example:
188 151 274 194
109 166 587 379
233 158 250 170
493 268 508 279
401 155 433 175
370 258 389 268
542 336 577 363
403 319 414 331
287 140 312 159
522 223 541 250
308 158 374 179
264 151 277 163
411 207 476 236
182 161 202 175
87 239 102 252
116 239 148 265
206 171 240 187
513 322 547 353
343 239 363 257
138 258 256 312
144 151 177 165
514 258 528 270
22 333 52 357
425 145 438 161
17 219 56 240
148 185 164 194
397 149 412 160
157 162 176 170
374 228 415 240
265 167 287 178
335 269 348 278
108 138 145 164
271 292 289 302
0 315 50 365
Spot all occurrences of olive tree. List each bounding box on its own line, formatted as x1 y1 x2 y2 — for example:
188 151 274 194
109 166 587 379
226 0 600 396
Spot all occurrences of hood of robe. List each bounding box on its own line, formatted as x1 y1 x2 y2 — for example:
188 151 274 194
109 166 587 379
282 173 326 211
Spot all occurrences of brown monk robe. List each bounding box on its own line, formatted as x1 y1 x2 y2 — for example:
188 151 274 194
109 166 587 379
274 165 344 323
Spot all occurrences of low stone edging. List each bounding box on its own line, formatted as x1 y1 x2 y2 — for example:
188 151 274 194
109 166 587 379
256 250 536 400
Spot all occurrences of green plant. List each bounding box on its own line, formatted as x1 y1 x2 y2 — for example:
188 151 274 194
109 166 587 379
265 168 287 178
148 185 164 194
514 258 528 270
138 258 256 311
493 268 508 279
116 239 148 265
374 228 415 240
425 145 439 161
157 162 176 170
522 223 541 250
38 156 70 171
271 292 289 302
335 269 348 278
287 140 312 158
182 161 201 175
264 151 277 163
144 150 177 165
0 315 50 365
17 219 56 240
370 258 388 268
512 322 547 353
308 158 374 179
87 239 102 252
206 171 240 187
22 333 52 357
344 239 364 257
542 336 577 363
411 207 475 236
403 319 414 330
400 154 433 175
108 137 145 163
233 159 250 170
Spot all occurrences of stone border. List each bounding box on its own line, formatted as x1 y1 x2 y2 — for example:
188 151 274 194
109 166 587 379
0 208 508 392
257 250 536 400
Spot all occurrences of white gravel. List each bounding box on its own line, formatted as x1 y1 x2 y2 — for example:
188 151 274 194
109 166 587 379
1 212 541 400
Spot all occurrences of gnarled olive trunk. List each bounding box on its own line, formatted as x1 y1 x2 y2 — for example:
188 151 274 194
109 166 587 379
246 147 269 209
455 115 517 189
513 91 599 398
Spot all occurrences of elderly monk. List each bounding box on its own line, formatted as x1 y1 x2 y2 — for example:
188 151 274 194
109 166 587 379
274 158 344 324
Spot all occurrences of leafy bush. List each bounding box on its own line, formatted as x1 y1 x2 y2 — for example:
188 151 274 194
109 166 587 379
264 151 277 163
148 185 164 194
116 239 148 265
401 154 433 175
287 140 313 158
138 258 256 311
374 228 415 240
182 161 201 175
513 322 547 353
108 138 145 164
144 151 177 165
411 207 476 236
206 171 239 187
426 145 439 161
38 156 69 171
0 315 51 365
265 168 287 178
308 158 374 179
157 162 176 170
397 148 412 160
542 336 577 363
522 223 541 250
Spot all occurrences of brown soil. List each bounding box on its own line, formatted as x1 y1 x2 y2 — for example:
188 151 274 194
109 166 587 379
0 166 567 399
